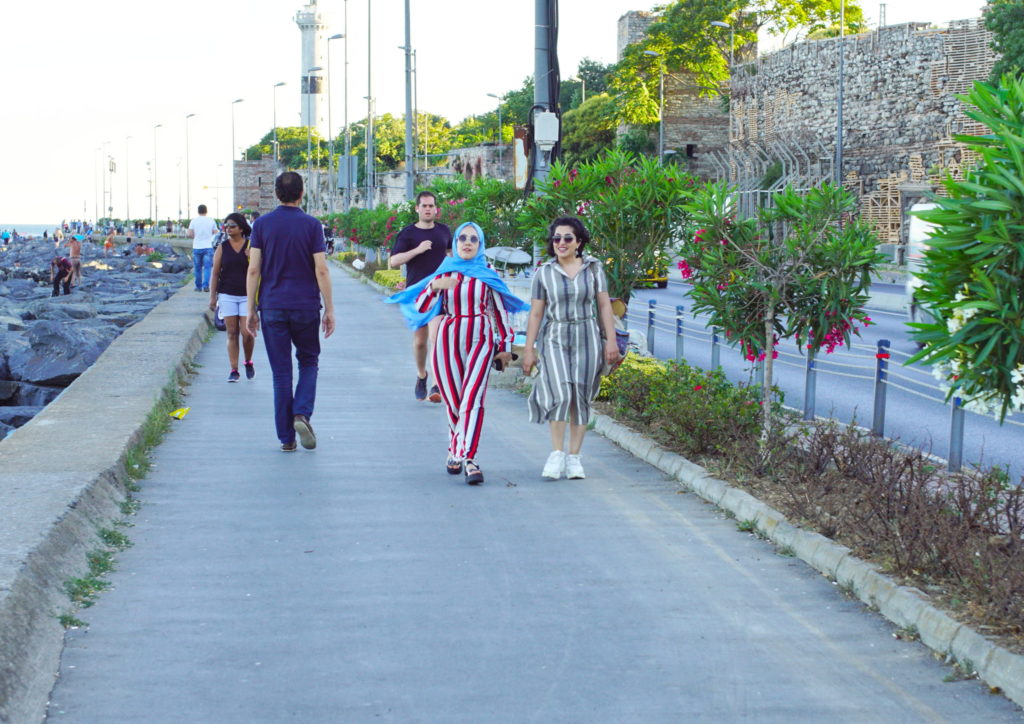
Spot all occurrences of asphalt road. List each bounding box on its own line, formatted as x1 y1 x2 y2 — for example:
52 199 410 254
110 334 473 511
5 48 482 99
44 265 1024 722
626 278 1023 483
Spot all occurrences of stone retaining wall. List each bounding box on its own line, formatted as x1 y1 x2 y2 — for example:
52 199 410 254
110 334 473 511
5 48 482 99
0 286 210 723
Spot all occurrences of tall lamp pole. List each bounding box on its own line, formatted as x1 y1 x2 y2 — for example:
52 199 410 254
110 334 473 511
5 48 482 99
185 113 195 218
153 124 162 227
487 93 503 172
342 0 351 211
710 21 734 181
402 0 415 201
125 135 131 225
94 147 101 226
328 33 344 214
272 82 286 164
231 98 244 212
643 50 665 164
835 0 845 184
366 0 374 210
306 66 323 213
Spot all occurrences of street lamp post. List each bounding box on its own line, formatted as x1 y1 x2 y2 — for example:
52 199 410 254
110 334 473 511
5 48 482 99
272 82 285 164
185 113 195 218
94 147 101 226
342 0 351 211
835 0 845 184
153 124 162 228
231 98 244 212
643 50 665 164
125 135 131 226
328 33 344 214
487 92 503 173
366 0 374 210
402 0 414 201
306 66 323 213
710 21 735 182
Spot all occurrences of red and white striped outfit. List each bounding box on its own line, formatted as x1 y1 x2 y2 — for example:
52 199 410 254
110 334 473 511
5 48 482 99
416 271 514 461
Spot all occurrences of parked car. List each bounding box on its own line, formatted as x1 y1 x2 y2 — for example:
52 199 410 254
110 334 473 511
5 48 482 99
905 202 939 327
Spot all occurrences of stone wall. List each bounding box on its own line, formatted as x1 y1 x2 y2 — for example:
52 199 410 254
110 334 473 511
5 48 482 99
617 11 729 179
233 155 282 215
730 18 996 246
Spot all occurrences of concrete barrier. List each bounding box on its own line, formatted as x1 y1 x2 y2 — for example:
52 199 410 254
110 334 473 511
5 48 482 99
0 284 210 723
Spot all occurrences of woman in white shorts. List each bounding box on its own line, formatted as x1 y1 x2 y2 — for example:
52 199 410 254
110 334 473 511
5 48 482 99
208 213 256 382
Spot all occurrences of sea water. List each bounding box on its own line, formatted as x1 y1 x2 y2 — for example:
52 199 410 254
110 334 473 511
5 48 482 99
0 223 62 238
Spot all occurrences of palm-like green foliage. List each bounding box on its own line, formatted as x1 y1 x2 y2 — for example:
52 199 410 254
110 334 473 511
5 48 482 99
907 75 1024 420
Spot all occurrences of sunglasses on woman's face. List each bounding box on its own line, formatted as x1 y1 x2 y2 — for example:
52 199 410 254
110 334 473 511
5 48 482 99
457 234 479 243
551 234 576 242
224 223 238 229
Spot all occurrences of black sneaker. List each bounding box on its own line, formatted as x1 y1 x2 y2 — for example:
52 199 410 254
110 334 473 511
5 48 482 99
244 361 255 380
414 375 427 401
293 415 316 450
281 441 297 452
227 369 240 383
428 385 442 403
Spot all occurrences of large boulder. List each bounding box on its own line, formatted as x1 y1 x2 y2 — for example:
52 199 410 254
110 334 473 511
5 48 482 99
23 299 98 321
0 380 61 406
0 405 43 428
5 319 117 386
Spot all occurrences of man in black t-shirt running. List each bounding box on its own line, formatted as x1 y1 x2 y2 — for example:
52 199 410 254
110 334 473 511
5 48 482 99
389 191 452 402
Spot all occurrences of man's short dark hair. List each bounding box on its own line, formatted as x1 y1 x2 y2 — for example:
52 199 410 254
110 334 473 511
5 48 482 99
197 204 208 215
416 191 437 205
276 172 304 203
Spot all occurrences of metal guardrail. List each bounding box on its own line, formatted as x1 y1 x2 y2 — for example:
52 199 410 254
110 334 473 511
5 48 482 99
634 299 1024 473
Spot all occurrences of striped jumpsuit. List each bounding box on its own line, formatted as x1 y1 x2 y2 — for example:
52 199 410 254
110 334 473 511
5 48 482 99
527 256 608 424
416 271 514 461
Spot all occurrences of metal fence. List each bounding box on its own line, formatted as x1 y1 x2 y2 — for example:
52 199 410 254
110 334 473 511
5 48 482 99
633 299 1024 473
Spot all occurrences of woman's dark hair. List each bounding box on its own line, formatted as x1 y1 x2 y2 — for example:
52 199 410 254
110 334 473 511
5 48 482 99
224 212 252 237
545 216 590 258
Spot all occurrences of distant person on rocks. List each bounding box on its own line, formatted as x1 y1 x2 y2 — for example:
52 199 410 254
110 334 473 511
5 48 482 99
2 230 10 246
104 229 115 256
50 256 73 296
246 172 335 452
210 212 256 383
521 216 620 481
388 191 452 403
386 221 528 485
67 235 82 284
188 204 217 292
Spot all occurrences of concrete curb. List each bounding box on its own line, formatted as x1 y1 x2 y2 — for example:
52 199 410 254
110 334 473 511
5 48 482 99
591 413 1024 708
0 284 211 724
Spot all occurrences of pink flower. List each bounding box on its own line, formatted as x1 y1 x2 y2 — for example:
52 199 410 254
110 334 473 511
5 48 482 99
693 385 703 391
604 175 614 185
553 179 562 188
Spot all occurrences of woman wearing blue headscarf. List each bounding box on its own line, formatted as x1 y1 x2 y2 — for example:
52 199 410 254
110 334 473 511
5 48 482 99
386 221 529 484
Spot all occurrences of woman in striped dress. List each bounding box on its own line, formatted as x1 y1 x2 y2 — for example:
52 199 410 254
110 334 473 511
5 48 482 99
387 222 529 485
521 216 620 480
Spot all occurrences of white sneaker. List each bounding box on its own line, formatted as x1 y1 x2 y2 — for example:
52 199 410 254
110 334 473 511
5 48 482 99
565 454 585 479
542 450 566 479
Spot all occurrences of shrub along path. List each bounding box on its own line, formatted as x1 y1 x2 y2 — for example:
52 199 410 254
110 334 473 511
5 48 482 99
46 262 1022 722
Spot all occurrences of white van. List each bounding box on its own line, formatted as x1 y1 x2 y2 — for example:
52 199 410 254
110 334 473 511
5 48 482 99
904 202 939 324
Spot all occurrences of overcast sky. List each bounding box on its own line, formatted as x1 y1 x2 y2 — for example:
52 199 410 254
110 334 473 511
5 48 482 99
1 0 987 223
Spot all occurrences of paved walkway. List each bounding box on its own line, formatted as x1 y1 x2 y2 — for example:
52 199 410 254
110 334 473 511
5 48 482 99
47 264 1022 722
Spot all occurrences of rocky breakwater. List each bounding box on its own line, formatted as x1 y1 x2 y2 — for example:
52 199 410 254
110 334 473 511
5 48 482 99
0 238 191 438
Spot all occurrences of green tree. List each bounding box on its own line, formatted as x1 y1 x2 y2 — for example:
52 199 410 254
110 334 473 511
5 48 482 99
683 182 882 441
561 93 618 166
518 149 695 304
986 0 1024 81
907 75 1024 420
611 0 865 125
244 127 328 169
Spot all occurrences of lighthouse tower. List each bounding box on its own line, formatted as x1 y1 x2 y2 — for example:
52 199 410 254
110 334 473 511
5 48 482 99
295 1 327 135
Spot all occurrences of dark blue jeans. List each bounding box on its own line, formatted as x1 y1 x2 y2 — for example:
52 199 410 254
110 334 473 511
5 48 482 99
261 308 321 444
193 248 213 290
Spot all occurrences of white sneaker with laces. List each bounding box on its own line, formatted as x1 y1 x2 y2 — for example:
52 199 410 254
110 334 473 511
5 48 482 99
542 450 566 479
565 454 585 479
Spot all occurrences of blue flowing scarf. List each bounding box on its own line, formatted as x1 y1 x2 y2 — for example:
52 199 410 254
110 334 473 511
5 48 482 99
384 221 530 329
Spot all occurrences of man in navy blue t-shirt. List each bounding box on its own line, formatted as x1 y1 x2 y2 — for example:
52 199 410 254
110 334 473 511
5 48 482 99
246 172 335 452
389 191 451 402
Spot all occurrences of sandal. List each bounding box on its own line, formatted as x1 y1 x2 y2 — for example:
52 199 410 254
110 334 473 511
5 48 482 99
464 459 484 486
446 455 463 475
